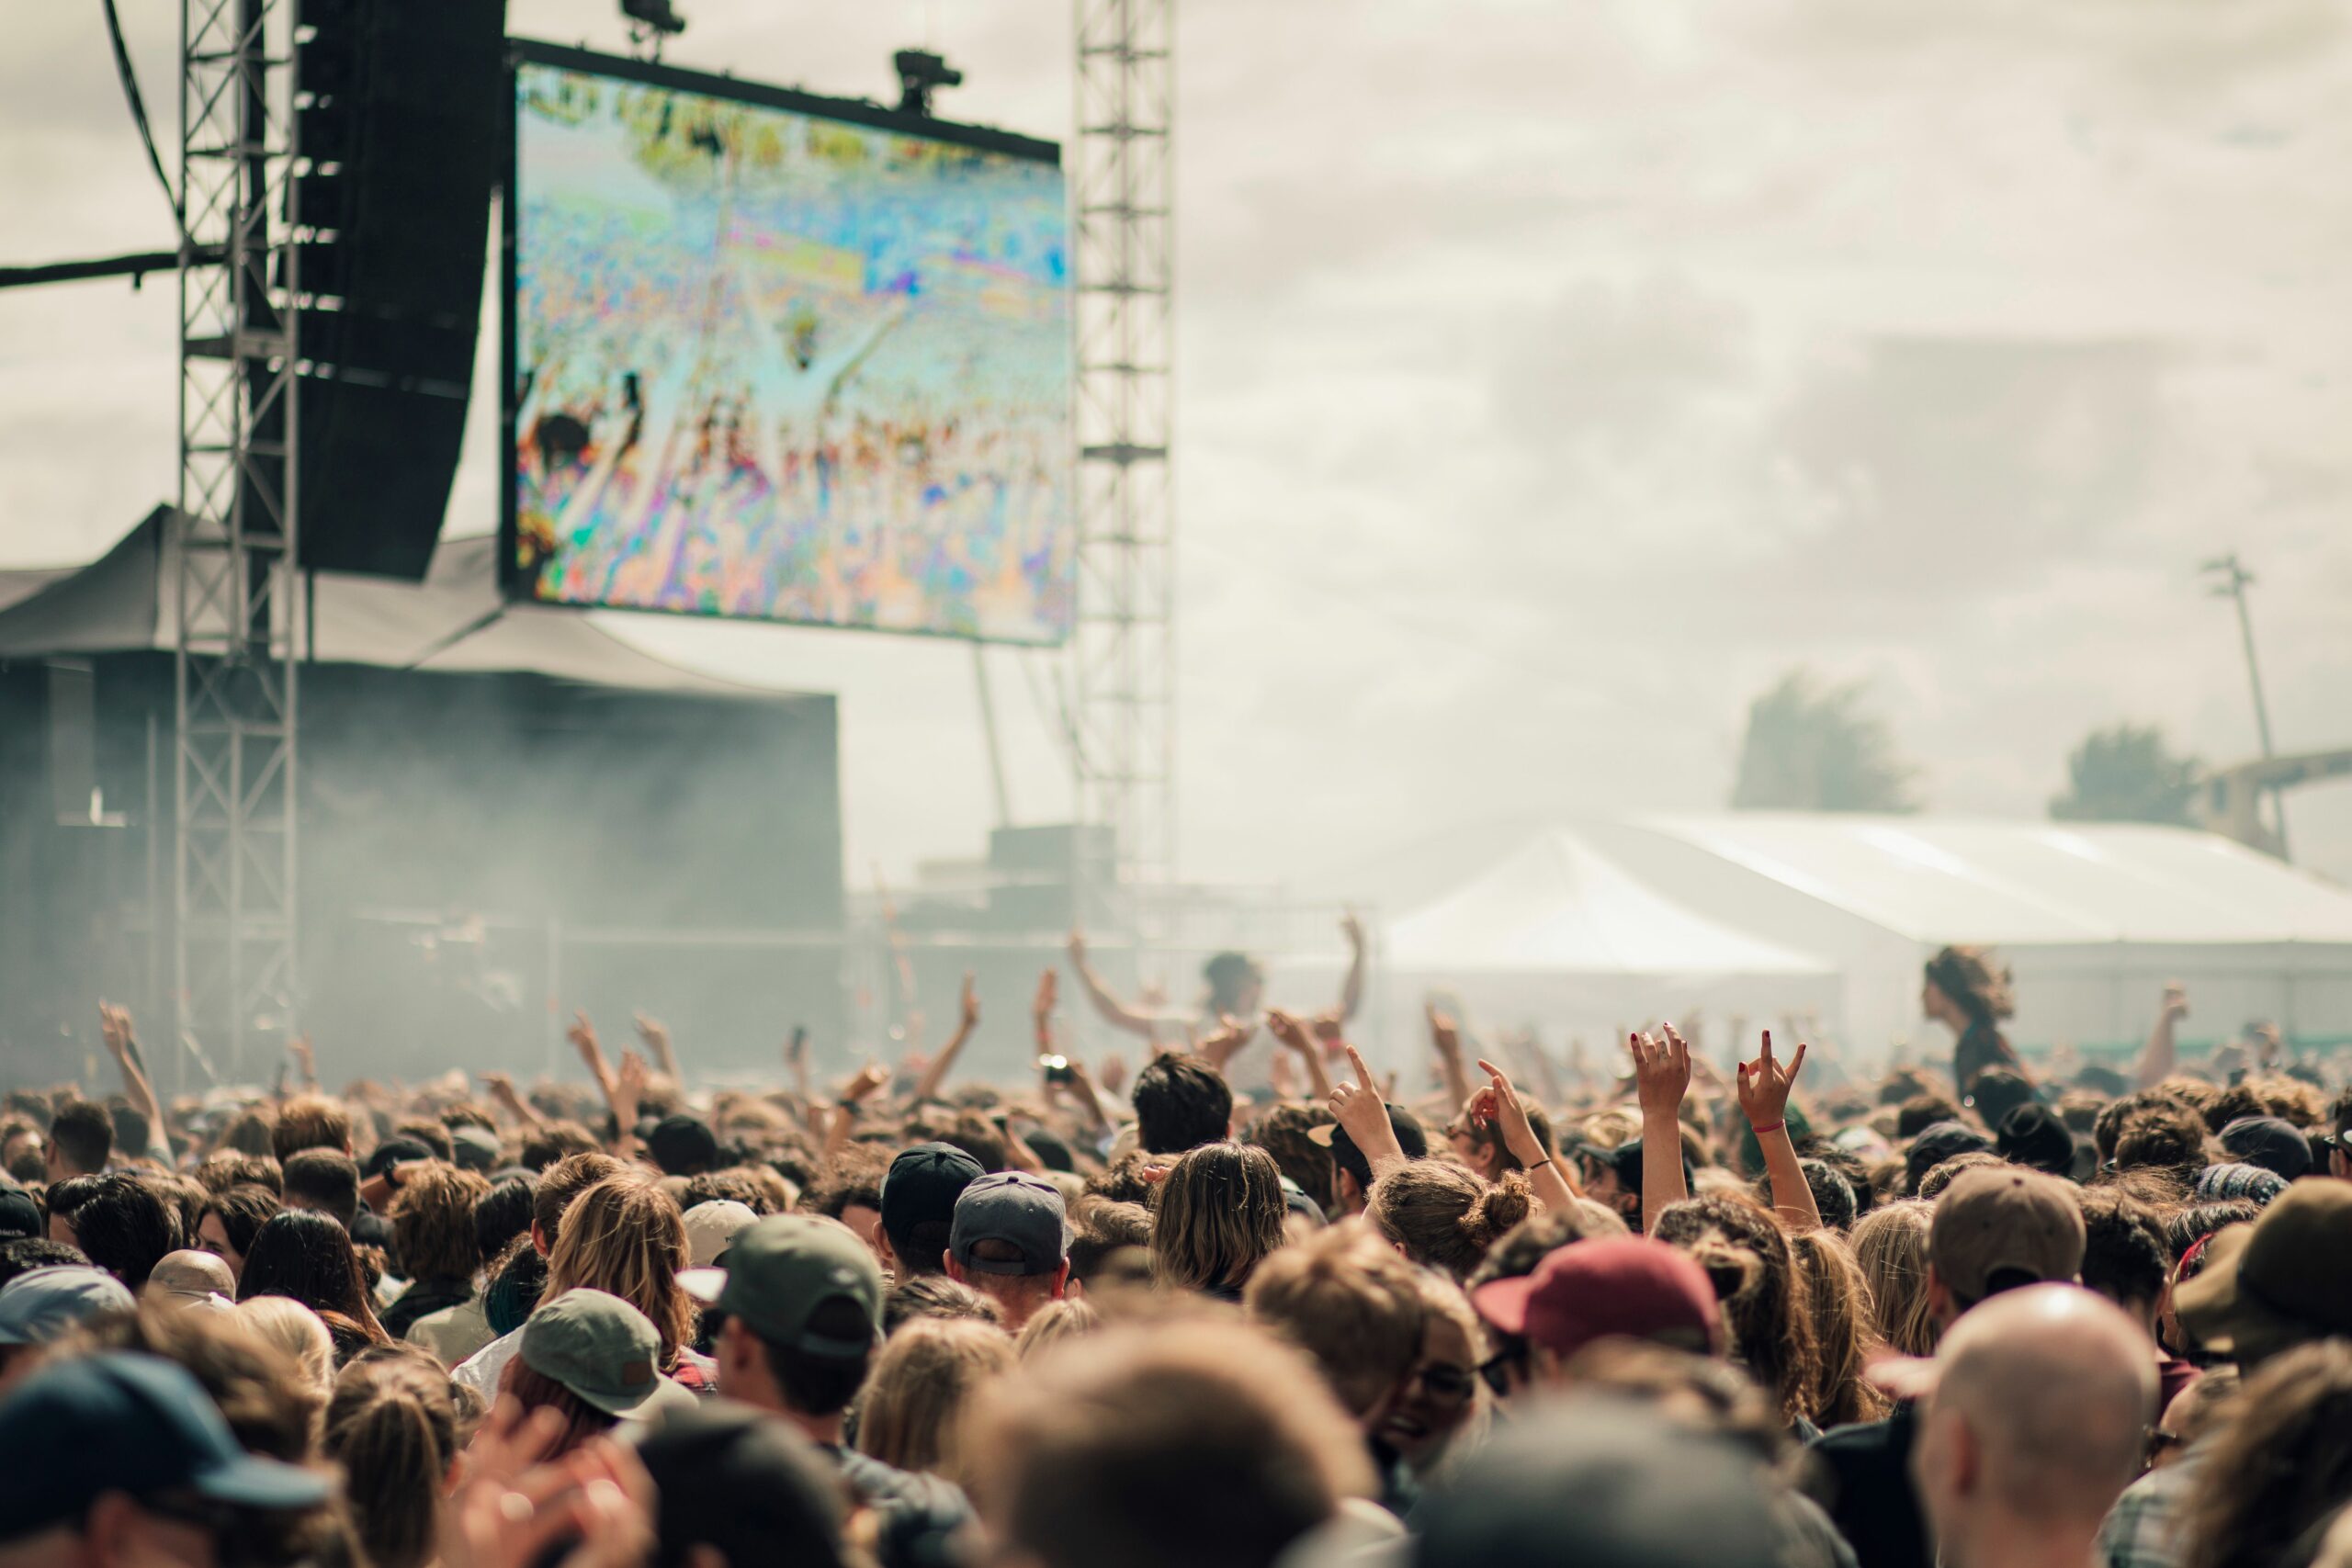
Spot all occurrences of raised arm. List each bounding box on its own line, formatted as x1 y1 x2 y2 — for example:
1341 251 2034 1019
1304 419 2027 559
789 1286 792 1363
1427 1003 1476 1112
1065 931 1181 1042
1630 1028 1691 1235
481 1072 544 1130
1329 1042 1408 1180
1266 1009 1336 1100
822 1061 890 1162
1473 1057 1580 1210
632 1013 683 1086
1736 1031 1821 1233
911 974 979 1104
1337 912 1368 1023
98 1003 172 1165
2133 981 2188 1091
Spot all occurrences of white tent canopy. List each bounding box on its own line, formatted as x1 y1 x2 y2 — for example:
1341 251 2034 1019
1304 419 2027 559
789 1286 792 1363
1381 829 1839 1053
1584 814 2352 1059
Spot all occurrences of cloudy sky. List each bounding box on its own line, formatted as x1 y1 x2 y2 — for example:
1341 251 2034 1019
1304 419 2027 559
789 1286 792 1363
6 0 2350 912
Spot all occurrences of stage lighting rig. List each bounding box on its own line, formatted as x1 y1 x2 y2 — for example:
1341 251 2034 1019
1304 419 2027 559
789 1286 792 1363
622 0 685 51
894 49 962 116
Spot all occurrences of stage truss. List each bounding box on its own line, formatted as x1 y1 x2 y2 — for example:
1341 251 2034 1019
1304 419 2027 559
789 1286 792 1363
175 0 303 1071
1071 0 1176 934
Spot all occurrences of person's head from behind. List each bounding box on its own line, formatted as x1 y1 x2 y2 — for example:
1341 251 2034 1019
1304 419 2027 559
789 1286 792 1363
2075 1188 2170 1339
1408 1394 1778 1568
0 1267 137 1393
44 1102 114 1182
1201 951 1265 1017
1791 1226 1892 1428
0 1351 330 1568
1470 1236 1722 1403
529 1152 625 1258
64 1175 176 1292
1446 1097 1554 1184
233 1212 382 1344
542 1176 691 1370
472 1175 536 1269
1131 1055 1233 1156
231 1298 334 1404
1650 1195 1816 1425
500 1288 695 1457
633 1404 848 1568
854 1316 1015 1480
1315 1105 1432 1218
688 1215 884 1429
961 1320 1372 1568
1150 1142 1284 1298
1851 1198 1936 1357
322 1351 460 1568
944 1174 1069 1330
647 1115 720 1179
1923 944 2012 1029
197 1189 281 1287
1243 1219 1426 1428
876 1143 982 1280
2175 1343 2352 1568
1368 1162 1531 1282
386 1163 489 1284
1925 1168 2086 1336
277 1153 359 1234
268 1099 351 1165
1910 1285 2155 1568
2172 1179 2352 1371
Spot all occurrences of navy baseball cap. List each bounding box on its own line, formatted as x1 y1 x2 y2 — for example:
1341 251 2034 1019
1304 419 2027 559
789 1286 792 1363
949 1172 1068 1276
0 1352 329 1541
0 1266 135 1347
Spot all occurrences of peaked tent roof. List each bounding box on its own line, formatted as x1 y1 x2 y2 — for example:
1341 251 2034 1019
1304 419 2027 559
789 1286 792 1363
0 509 813 701
1619 813 2352 947
1387 829 1832 977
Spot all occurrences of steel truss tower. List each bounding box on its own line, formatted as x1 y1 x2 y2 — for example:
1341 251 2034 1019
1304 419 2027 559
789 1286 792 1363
1071 0 1175 931
177 0 302 1071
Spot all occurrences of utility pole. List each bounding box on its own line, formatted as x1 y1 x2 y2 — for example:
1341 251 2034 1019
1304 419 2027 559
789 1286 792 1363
2202 554 2286 859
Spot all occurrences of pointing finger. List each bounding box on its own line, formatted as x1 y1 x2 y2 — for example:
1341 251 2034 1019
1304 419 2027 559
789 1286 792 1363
1344 1042 1374 1090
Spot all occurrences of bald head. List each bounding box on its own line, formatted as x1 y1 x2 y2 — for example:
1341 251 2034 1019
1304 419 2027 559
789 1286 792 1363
1917 1285 2155 1550
144 1248 236 1304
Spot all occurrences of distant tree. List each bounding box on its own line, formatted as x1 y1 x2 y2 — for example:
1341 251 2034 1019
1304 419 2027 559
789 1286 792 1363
2049 723 2201 826
1730 671 1917 813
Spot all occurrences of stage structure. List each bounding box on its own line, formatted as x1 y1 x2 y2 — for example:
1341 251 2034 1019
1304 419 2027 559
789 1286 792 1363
1072 0 1177 934
176 0 302 1069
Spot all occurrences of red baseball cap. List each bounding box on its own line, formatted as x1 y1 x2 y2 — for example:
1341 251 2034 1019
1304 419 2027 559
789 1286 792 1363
1471 1236 1724 1360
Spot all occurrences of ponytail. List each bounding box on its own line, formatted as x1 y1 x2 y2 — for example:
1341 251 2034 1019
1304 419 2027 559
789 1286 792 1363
323 1356 458 1568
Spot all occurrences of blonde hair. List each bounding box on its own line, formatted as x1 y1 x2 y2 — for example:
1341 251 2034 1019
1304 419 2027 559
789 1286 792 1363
544 1175 694 1369
1013 1298 1102 1361
1791 1228 1891 1427
1368 1163 1532 1280
855 1317 1015 1480
1150 1142 1286 1295
1850 1199 1936 1358
234 1293 335 1399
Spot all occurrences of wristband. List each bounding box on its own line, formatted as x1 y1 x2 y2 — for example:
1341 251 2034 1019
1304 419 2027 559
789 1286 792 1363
1748 1120 1785 1135
1527 1156 1556 1173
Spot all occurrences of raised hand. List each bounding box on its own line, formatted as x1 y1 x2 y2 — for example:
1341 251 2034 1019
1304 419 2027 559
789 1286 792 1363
959 972 980 1033
567 1011 609 1086
1033 968 1058 1033
96 1001 135 1061
1340 911 1365 950
1735 1029 1807 1129
288 1033 317 1086
1197 1013 1255 1072
631 1013 670 1055
1329 1042 1403 1169
1427 1004 1463 1061
1066 929 1088 963
613 1050 650 1121
2160 982 2189 1022
1467 1058 1546 1168
1628 1029 1690 1121
1266 1009 1316 1057
840 1060 891 1104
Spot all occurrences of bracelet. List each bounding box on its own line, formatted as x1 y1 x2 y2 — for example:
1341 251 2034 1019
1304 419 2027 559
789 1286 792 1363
1749 1120 1785 1135
1527 1156 1556 1172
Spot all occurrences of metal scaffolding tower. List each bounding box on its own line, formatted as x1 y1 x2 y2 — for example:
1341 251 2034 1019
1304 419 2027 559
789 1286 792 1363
177 0 302 1071
1071 0 1176 931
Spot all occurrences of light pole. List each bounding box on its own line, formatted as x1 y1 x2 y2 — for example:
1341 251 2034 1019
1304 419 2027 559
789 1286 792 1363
2202 554 2286 859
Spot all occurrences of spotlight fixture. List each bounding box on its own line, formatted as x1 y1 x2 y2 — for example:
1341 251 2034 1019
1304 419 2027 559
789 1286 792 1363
622 0 685 40
893 49 962 117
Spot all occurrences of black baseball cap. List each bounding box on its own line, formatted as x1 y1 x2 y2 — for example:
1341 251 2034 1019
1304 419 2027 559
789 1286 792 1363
0 1352 329 1542
1906 1122 1994 1190
1412 1395 1775 1568
1995 1103 2076 1178
1569 1137 1691 1198
949 1173 1068 1276
361 1139 434 1181
879 1143 983 1266
2218 1116 2312 1182
1308 1105 1430 1185
0 1184 38 1242
634 1404 847 1568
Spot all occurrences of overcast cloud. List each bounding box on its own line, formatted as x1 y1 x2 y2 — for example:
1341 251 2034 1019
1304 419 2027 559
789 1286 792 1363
4 0 2348 913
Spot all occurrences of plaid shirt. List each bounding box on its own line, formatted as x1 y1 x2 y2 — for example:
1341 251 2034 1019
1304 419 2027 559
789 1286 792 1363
2099 1450 2204 1568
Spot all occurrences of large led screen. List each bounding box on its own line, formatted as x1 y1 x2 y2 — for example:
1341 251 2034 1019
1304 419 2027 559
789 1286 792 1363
504 46 1073 643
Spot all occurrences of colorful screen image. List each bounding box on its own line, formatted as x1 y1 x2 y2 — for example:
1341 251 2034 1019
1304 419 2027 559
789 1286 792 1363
507 53 1073 643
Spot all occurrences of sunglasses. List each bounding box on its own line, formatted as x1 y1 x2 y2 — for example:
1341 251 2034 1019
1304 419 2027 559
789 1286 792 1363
1476 1341 1529 1399
1411 1362 1478 1405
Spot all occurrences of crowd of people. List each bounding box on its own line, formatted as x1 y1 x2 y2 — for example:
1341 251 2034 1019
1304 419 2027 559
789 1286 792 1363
1 942 2349 1568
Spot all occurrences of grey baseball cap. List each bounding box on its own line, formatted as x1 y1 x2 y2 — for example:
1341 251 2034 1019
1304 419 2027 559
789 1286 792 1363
949 1172 1068 1277
518 1289 696 1420
679 1214 882 1359
0 1266 136 1347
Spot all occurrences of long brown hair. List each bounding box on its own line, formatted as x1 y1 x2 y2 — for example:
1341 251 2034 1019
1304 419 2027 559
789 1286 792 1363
1151 1142 1286 1294
1926 945 2014 1023
2181 1342 2352 1568
325 1350 460 1568
543 1174 693 1370
856 1317 1015 1480
1652 1196 1818 1427
1790 1228 1890 1427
